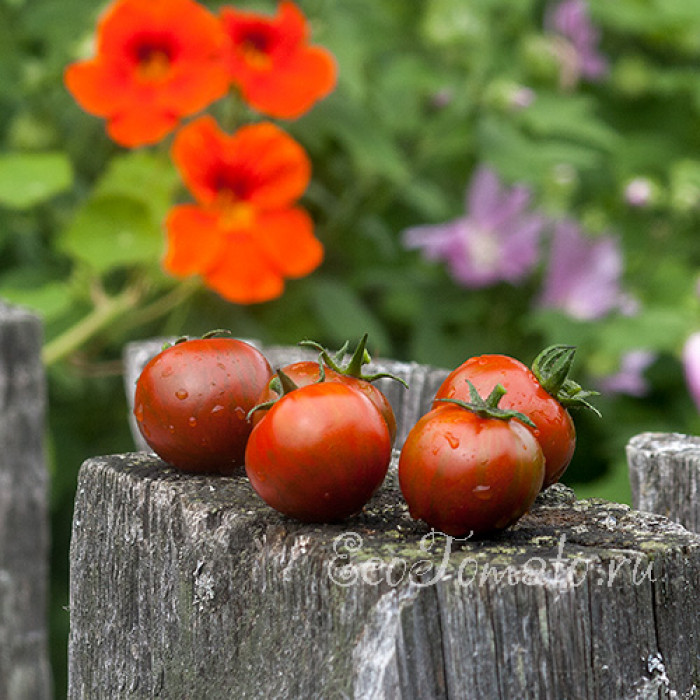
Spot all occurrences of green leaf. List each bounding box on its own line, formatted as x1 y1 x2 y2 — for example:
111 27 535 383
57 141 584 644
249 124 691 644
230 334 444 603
310 277 391 355
598 308 692 356
519 94 619 151
478 117 604 182
59 194 164 274
0 277 73 322
0 151 73 210
93 151 179 222
305 100 410 183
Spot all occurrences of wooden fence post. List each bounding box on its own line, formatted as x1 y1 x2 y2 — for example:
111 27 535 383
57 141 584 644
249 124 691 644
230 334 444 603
0 302 52 699
66 342 700 699
627 431 700 534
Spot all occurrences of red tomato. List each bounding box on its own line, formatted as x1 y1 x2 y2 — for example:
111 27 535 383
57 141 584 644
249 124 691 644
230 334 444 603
134 337 273 474
433 354 575 488
253 360 398 444
245 382 392 522
398 402 545 536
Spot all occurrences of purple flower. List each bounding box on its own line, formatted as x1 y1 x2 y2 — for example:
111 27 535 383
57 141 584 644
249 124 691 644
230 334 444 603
537 219 634 320
683 332 700 411
596 350 656 397
546 0 608 87
402 166 547 288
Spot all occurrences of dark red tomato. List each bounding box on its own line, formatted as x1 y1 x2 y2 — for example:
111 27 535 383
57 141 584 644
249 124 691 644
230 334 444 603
253 360 398 445
245 382 392 523
134 338 273 474
433 355 575 488
398 403 545 537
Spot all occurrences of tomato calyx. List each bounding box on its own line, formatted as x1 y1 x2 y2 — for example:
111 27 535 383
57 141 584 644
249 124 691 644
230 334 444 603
437 381 537 429
300 333 409 388
247 366 305 419
162 328 233 351
531 344 601 416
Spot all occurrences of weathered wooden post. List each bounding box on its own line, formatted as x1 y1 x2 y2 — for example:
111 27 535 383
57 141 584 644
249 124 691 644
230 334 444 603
627 432 700 534
0 302 52 699
66 342 700 699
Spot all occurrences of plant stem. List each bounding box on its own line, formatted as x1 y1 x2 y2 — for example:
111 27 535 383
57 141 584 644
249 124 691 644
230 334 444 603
115 277 200 333
42 283 144 367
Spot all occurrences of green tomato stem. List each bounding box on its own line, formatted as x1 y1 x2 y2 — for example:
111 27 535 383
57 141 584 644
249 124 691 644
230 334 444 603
299 334 408 388
530 344 601 415
437 381 537 429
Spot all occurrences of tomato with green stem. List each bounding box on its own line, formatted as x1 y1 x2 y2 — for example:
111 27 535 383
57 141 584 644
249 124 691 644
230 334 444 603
246 379 392 522
399 382 545 537
133 333 273 473
432 345 599 488
255 334 406 444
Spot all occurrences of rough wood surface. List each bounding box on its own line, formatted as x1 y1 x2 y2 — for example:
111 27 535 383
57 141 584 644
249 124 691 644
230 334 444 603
69 458 700 699
0 302 52 699
627 431 700 534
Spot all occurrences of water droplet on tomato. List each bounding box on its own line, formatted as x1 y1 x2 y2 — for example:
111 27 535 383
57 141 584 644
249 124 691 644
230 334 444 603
161 367 174 378
210 405 225 415
217 362 226 371
445 432 460 449
234 406 246 420
188 416 197 428
473 484 492 500
175 389 188 400
134 404 144 422
168 424 175 434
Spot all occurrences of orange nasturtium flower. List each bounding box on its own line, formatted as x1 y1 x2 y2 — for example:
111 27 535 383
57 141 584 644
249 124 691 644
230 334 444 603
164 116 324 304
220 0 337 119
64 0 229 147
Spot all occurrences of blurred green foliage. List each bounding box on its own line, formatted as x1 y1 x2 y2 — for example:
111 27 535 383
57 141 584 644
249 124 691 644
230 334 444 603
1 0 700 695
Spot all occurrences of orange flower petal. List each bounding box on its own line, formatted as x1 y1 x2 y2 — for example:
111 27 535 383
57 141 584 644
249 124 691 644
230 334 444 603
65 0 229 147
241 45 337 119
108 109 180 148
255 208 324 278
221 0 306 80
156 62 229 115
171 117 311 209
204 235 285 304
97 0 226 60
221 0 336 119
163 205 225 277
64 60 131 117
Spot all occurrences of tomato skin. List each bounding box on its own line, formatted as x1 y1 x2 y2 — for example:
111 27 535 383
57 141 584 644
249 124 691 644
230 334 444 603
398 404 545 536
433 355 575 488
254 360 398 444
245 382 392 522
134 338 273 474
